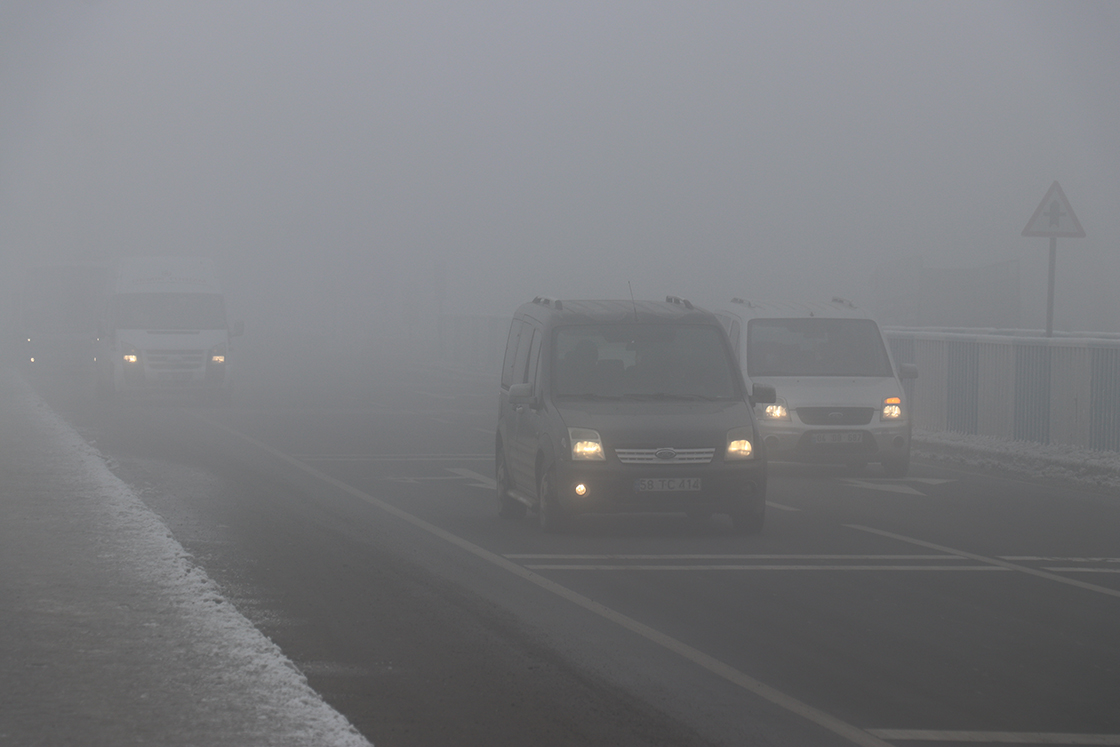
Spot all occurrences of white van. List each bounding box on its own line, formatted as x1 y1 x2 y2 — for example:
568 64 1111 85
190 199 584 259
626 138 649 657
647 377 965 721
714 298 917 476
96 256 242 400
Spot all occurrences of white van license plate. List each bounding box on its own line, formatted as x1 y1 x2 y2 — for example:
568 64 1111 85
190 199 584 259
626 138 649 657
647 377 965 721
812 432 863 444
635 477 701 492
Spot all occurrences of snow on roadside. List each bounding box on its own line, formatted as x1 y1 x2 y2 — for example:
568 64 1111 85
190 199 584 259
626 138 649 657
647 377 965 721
913 429 1120 494
18 379 372 747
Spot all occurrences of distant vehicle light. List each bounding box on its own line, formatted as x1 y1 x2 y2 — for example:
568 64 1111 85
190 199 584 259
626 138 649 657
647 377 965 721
210 354 225 364
123 353 138 364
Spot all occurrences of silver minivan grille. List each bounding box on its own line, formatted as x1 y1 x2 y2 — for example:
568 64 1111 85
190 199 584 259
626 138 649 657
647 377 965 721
145 350 206 371
615 447 715 465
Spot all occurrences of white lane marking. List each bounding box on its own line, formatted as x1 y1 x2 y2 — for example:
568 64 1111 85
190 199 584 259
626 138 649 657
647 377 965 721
845 525 1120 600
1002 557 1120 563
1043 568 1120 574
291 454 490 462
766 501 801 511
904 478 955 485
505 554 965 560
867 729 1120 744
446 467 496 490
198 415 892 747
524 565 1005 572
840 479 925 495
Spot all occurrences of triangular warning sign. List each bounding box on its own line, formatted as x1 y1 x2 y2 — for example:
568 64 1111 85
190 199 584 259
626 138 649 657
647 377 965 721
1022 181 1085 238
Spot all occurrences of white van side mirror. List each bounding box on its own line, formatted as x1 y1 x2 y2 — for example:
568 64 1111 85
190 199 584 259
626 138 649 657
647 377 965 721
752 383 777 404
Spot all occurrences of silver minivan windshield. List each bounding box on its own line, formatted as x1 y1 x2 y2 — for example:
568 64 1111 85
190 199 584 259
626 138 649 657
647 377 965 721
747 318 894 377
114 293 227 330
552 323 739 400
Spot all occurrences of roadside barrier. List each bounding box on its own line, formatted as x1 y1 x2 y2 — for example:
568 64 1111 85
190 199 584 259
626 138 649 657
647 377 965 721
885 329 1120 452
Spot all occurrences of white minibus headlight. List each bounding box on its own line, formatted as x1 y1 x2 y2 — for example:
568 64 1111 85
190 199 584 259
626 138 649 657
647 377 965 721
209 343 227 364
881 396 902 420
121 341 139 364
726 427 755 460
568 428 605 461
762 398 790 421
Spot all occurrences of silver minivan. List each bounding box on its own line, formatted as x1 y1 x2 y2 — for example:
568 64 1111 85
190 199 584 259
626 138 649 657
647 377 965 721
714 298 917 476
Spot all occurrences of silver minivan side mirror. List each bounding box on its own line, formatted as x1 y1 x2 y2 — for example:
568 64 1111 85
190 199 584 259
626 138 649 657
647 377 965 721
508 382 536 406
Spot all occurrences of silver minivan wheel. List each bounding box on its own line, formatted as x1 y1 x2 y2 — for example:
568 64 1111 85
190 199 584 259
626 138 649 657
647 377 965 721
496 450 526 519
537 469 565 534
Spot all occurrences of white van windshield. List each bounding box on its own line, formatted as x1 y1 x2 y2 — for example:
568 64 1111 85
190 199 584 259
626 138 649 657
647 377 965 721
114 293 227 330
552 324 739 400
747 318 894 377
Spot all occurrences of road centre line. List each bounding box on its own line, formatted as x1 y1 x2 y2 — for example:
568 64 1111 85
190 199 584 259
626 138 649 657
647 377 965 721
197 415 892 747
846 525 1120 600
866 729 1120 744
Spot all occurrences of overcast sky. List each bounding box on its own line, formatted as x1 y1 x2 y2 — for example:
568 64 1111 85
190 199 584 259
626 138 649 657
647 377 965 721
2 1 1118 335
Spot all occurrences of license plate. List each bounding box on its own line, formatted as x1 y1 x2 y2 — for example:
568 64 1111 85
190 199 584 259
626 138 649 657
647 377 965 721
812 432 863 444
635 477 701 492
159 372 192 381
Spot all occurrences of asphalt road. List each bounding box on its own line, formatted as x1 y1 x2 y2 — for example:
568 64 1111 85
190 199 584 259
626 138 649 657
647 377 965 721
25 363 1120 747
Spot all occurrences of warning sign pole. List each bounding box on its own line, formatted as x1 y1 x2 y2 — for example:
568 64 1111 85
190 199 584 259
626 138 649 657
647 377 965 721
1046 236 1057 338
1021 181 1085 338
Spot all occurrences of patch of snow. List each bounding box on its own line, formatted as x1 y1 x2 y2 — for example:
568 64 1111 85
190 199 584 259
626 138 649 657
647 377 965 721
914 429 1120 494
19 379 372 747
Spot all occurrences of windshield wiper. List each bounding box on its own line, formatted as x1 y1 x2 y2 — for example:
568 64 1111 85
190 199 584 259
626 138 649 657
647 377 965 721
622 392 714 401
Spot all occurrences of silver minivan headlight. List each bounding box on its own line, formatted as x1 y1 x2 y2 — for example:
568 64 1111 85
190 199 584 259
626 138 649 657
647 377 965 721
569 428 605 460
726 427 755 460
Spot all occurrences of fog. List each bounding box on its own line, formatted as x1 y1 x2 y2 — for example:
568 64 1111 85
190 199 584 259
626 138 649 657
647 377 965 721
3 1 1119 357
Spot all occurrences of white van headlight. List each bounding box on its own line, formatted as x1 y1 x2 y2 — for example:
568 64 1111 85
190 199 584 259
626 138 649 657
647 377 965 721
569 428 605 460
762 398 790 421
726 427 755 460
121 341 139 364
209 343 227 364
881 397 902 420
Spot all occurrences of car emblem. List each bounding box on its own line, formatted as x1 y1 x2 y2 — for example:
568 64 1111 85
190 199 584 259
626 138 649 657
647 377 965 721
655 448 677 460
828 411 844 420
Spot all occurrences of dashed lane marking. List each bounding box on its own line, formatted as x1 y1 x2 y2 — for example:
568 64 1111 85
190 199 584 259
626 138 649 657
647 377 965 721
446 467 496 489
839 479 925 495
766 501 801 511
846 525 1120 600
